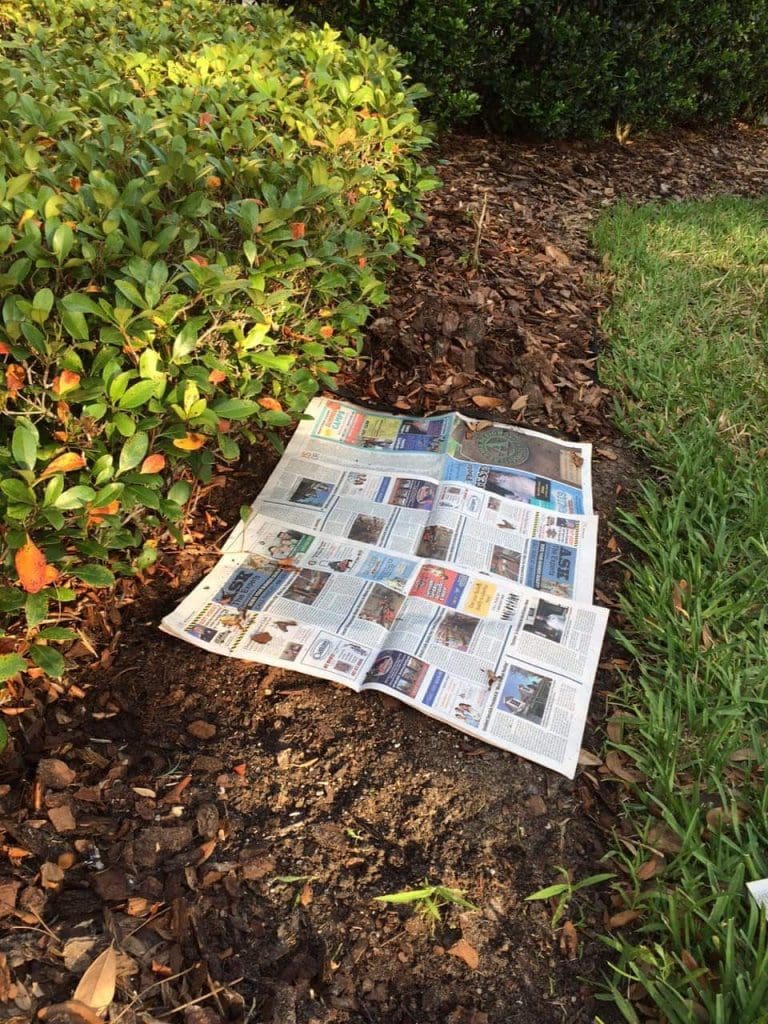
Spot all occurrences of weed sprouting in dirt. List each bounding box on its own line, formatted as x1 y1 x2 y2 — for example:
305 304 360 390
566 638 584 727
374 883 476 933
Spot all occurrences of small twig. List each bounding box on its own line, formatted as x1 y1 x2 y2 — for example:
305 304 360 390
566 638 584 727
111 966 197 1024
189 910 225 1016
10 904 60 943
471 191 489 268
123 905 169 941
158 978 244 1018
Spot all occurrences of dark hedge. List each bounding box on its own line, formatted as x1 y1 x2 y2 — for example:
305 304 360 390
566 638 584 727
280 0 768 138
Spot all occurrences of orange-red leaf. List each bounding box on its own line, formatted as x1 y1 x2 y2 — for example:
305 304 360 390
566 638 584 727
290 222 306 240
52 370 81 395
15 538 52 594
40 452 86 478
197 112 214 128
208 369 226 384
140 454 166 474
87 500 120 525
258 397 283 412
319 325 334 339
173 432 206 451
6 364 25 393
190 254 209 267
206 176 221 189
0 341 11 356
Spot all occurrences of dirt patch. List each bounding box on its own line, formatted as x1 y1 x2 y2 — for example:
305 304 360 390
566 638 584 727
2 123 768 1024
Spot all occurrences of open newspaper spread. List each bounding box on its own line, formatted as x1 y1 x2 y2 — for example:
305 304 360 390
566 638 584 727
161 398 609 777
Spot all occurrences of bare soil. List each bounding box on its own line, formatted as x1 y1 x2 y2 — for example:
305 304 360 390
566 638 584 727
2 123 768 1024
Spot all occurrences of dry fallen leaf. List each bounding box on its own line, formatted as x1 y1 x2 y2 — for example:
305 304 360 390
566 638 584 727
471 395 504 410
299 882 313 906
606 714 624 743
647 824 683 855
672 579 689 618
603 750 644 783
72 944 117 1016
39 1000 105 1024
559 919 578 958
729 747 758 762
681 949 699 973
607 909 640 929
447 937 479 970
705 805 742 829
636 857 664 881
700 623 715 649
544 243 570 266
577 748 603 767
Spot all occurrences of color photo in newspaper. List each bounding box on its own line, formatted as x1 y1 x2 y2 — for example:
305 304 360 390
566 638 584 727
161 398 608 777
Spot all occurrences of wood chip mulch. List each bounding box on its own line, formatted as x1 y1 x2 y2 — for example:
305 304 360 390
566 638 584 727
2 122 768 1024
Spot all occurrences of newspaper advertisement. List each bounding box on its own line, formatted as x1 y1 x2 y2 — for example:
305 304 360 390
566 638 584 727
162 397 608 777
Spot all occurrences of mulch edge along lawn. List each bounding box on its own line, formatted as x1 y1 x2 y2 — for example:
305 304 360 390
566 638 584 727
4 126 768 1024
594 198 768 1024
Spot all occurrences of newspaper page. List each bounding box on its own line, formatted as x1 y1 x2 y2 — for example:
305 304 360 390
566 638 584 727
225 400 598 602
161 397 608 777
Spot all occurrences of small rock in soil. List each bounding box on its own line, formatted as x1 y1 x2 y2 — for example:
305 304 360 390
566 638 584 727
92 866 131 901
134 825 194 868
195 802 220 839
37 758 76 790
187 720 216 740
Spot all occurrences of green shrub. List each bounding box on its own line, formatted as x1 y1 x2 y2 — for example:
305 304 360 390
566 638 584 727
0 0 435 681
284 0 768 137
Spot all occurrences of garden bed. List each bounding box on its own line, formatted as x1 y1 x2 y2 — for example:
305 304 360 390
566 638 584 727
2 123 768 1024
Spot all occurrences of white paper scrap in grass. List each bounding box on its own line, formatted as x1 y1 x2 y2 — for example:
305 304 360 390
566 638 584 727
747 878 768 909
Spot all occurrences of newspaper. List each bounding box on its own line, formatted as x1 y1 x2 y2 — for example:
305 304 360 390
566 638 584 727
747 878 768 910
161 397 609 777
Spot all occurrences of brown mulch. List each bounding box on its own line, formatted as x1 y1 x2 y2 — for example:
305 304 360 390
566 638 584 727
2 123 768 1024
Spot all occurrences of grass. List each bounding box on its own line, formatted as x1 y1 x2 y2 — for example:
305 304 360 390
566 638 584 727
592 198 768 1024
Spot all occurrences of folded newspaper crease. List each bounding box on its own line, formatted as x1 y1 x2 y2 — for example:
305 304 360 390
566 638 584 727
162 397 609 777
